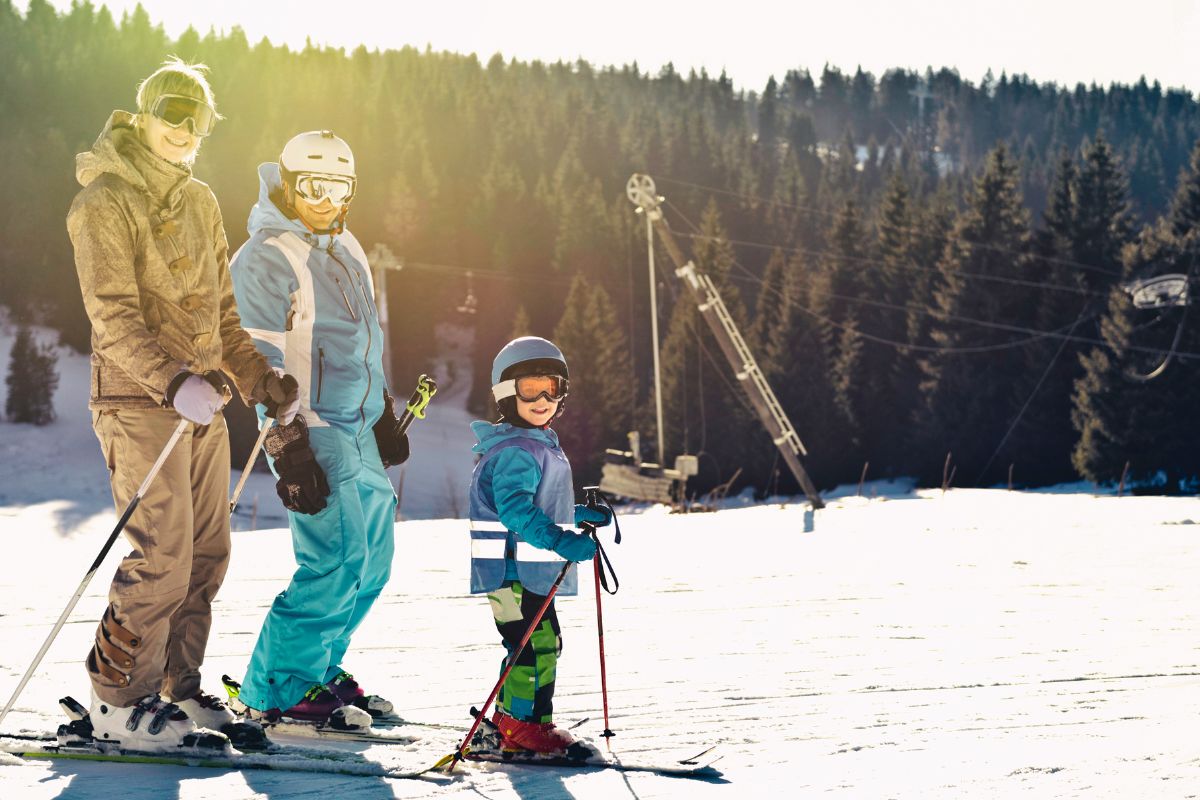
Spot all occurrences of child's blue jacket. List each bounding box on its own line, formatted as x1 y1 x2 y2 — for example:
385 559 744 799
468 420 578 596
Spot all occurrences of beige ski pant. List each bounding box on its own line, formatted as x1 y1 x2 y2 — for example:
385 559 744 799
87 407 231 707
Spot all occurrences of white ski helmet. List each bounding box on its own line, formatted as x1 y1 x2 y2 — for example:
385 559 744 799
280 130 356 179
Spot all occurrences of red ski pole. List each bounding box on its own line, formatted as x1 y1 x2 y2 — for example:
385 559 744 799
444 557 577 773
580 485 616 743
593 554 615 741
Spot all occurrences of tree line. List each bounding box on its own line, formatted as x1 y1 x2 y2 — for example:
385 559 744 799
2 1 1198 494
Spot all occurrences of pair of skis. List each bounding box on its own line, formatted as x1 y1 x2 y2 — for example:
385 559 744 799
218 675 721 778
0 697 721 781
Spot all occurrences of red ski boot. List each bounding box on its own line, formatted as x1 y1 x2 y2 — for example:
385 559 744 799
491 709 577 754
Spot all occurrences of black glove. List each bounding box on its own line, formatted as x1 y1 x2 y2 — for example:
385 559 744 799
373 391 411 468
263 417 330 515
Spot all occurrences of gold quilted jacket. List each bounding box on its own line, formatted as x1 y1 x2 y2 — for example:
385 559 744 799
67 111 269 410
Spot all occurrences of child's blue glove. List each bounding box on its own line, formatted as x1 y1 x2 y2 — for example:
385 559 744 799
552 531 597 562
574 504 612 528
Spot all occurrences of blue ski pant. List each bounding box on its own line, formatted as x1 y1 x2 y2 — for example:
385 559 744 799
239 424 397 712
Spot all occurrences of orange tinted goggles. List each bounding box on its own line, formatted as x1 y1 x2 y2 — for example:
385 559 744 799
514 374 569 402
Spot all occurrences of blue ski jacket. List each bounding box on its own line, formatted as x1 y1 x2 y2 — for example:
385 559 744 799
468 420 581 596
228 163 385 434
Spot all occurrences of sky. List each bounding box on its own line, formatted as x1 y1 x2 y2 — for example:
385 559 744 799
19 0 1200 93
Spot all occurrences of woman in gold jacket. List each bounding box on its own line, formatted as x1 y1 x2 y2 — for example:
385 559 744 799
66 58 297 752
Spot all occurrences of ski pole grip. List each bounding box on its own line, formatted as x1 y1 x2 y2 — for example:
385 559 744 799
406 374 437 420
582 485 600 537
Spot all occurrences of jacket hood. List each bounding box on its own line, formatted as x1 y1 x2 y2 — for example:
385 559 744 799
471 420 559 454
75 110 191 204
248 162 309 237
248 162 348 250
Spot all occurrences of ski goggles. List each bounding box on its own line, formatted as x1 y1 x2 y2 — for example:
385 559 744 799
492 374 569 403
293 173 356 206
149 94 217 137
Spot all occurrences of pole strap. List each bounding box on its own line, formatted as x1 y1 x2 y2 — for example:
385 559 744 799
593 536 619 595
592 490 621 595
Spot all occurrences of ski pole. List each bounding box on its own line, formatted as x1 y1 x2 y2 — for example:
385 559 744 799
587 492 615 742
229 422 272 515
583 487 621 743
0 415 193 730
443 557 577 773
395 374 437 434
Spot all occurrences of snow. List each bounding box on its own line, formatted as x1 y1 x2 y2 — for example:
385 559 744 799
2 319 1200 798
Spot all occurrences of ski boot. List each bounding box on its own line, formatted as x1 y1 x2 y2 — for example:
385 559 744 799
490 709 590 758
327 670 394 718
172 689 235 729
87 690 230 754
245 684 373 731
171 689 269 751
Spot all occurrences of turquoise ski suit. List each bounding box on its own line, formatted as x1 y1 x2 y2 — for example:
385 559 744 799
229 162 395 712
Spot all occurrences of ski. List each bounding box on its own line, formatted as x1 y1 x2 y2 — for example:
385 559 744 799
261 720 420 745
1 734 449 781
462 746 723 777
368 712 462 731
221 674 436 742
449 710 723 779
0 707 448 782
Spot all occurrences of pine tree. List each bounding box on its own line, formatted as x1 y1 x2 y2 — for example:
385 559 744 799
822 200 868 448
757 75 779 148
553 273 635 482
1006 150 1087 485
917 145 1033 484
1071 133 1135 295
1067 138 1148 484
1070 284 1138 483
5 326 58 425
871 172 920 473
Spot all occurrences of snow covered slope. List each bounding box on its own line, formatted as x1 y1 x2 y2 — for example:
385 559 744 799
1 319 1199 798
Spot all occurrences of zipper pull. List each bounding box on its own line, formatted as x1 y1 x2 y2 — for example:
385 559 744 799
333 276 358 320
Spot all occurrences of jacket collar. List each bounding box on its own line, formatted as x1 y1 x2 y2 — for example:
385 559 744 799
76 110 191 211
248 162 342 250
470 420 559 455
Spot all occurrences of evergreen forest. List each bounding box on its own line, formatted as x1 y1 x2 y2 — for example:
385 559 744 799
3 1 1200 495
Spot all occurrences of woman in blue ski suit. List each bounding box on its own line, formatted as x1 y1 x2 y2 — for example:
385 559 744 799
228 131 410 727
469 336 611 754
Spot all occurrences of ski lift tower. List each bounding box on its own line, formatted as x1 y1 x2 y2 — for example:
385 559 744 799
625 174 825 509
368 242 406 390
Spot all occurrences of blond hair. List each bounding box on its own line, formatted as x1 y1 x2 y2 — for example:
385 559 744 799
135 56 223 120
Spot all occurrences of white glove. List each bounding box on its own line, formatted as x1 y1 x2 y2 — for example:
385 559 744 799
170 373 225 425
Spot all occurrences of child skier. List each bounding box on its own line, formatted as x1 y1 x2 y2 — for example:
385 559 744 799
468 336 611 754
